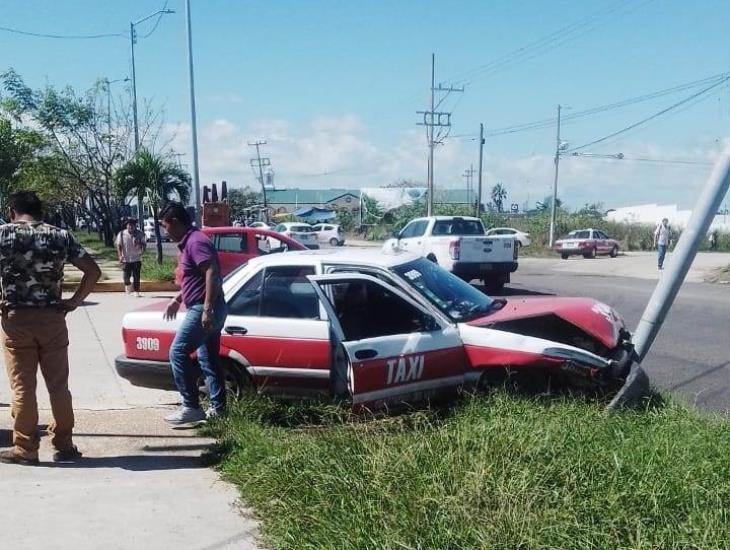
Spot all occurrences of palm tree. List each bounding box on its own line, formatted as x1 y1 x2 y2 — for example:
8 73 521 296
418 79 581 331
115 148 191 264
490 183 507 213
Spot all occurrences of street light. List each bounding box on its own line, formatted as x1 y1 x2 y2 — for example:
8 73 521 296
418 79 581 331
130 7 175 220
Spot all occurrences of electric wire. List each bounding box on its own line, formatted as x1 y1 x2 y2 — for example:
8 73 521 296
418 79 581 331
567 77 730 152
0 25 124 40
482 72 729 138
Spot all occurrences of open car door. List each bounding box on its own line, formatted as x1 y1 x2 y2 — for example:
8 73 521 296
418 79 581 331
308 273 466 410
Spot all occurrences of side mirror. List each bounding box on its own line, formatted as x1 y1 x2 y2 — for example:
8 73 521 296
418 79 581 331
392 230 401 239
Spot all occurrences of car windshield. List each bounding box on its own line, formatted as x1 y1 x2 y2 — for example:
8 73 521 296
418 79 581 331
290 225 312 232
393 258 496 322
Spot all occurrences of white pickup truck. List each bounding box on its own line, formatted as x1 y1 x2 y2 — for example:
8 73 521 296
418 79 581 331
383 216 518 290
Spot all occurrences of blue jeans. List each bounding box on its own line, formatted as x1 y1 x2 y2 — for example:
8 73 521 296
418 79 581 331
169 297 228 412
657 244 667 268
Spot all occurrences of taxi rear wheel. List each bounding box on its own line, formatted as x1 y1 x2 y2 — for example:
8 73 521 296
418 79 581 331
197 359 251 401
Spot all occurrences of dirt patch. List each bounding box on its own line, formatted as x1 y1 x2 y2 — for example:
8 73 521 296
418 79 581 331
707 264 730 284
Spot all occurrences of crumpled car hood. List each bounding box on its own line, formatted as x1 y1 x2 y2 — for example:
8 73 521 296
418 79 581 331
467 296 625 349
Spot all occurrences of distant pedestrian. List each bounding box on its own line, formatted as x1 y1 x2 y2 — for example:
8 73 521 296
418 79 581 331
0 191 101 465
160 202 228 425
709 230 719 251
116 217 146 297
654 218 670 270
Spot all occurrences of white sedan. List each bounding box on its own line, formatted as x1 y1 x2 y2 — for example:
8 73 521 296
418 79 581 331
485 227 531 247
311 223 345 246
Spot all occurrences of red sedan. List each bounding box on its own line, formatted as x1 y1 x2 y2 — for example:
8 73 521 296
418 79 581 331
201 226 306 276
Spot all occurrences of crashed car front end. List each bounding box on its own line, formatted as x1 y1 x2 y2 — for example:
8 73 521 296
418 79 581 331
460 297 644 398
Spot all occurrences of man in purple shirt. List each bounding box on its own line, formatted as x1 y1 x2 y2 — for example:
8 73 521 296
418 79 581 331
160 203 228 425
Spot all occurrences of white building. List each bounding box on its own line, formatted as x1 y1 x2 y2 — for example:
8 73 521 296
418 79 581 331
606 203 730 232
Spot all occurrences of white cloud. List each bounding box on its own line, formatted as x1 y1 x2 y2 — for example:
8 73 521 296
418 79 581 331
165 116 729 210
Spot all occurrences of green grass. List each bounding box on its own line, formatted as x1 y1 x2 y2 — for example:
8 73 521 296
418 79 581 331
76 233 176 282
204 392 730 549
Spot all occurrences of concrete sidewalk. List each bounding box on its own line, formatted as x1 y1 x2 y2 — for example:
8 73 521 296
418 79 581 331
0 293 258 550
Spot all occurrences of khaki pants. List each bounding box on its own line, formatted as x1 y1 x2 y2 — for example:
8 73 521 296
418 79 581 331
2 309 73 460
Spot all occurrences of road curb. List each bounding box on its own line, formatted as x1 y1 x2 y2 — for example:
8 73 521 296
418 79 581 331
63 281 178 293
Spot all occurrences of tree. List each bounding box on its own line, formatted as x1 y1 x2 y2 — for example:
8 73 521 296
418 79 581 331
0 116 46 209
227 187 261 220
116 148 191 263
1 69 164 245
490 183 507 213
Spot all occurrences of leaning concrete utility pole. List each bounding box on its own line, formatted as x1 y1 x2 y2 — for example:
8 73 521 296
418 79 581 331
548 104 562 248
632 146 730 362
185 0 202 226
476 123 485 218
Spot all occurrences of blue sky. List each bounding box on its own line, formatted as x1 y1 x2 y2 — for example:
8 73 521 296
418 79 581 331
2 0 729 209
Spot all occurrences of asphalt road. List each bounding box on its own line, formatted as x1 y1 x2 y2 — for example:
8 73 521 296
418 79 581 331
500 263 730 413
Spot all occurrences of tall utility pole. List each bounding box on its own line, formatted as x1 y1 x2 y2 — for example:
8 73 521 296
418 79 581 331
248 141 271 221
548 104 562 248
417 53 464 216
462 164 476 207
130 7 174 221
476 123 485 217
185 0 202 226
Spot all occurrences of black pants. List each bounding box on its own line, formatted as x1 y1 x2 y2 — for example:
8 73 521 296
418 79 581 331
122 261 142 292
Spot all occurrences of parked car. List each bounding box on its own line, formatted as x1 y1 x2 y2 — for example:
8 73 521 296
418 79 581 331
249 221 273 229
201 226 307 277
486 227 531 247
116 248 640 408
312 223 345 246
273 222 319 249
384 216 517 291
554 229 620 260
143 219 169 242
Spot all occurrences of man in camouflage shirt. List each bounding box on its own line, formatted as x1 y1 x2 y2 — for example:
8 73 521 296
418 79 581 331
0 192 100 465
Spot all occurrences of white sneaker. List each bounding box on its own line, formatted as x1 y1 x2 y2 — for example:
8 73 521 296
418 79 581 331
205 407 218 419
124 285 132 294
135 292 143 298
164 406 206 425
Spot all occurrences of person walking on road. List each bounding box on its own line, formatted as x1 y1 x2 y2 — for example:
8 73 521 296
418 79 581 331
654 218 671 270
0 192 101 465
116 217 146 297
160 202 228 425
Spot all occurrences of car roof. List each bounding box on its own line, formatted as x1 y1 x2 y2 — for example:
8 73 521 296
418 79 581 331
409 216 481 222
245 247 419 270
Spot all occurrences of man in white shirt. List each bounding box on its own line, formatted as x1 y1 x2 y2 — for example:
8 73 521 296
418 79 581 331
654 218 670 270
116 217 146 296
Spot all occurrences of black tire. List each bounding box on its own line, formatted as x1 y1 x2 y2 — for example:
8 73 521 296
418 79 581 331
610 246 618 258
561 253 569 260
329 238 339 247
197 359 251 402
583 247 597 259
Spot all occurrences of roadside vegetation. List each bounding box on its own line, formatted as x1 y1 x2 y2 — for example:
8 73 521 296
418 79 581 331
354 196 730 255
205 392 730 549
76 233 176 282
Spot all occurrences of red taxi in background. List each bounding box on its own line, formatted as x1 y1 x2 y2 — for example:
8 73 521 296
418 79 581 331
201 226 306 276
554 229 620 260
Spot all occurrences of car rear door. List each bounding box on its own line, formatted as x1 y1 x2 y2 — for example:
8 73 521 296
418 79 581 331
222 264 331 397
308 273 466 409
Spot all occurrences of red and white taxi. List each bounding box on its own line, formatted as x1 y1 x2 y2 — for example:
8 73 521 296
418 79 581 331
116 249 636 408
554 229 620 260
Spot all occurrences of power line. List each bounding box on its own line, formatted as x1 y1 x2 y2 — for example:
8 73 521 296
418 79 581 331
0 25 124 40
482 72 729 138
568 77 730 152
569 153 713 166
448 0 653 86
139 0 171 39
